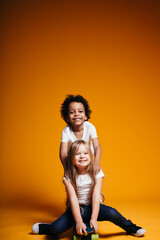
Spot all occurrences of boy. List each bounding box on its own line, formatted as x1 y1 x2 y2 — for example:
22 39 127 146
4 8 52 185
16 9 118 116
60 95 101 174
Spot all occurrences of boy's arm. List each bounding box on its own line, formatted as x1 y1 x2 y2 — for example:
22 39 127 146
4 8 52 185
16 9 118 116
63 179 87 235
92 138 102 174
90 177 102 233
59 142 68 171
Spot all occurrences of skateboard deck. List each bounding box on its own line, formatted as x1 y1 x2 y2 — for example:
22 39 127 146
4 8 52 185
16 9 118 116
73 222 99 240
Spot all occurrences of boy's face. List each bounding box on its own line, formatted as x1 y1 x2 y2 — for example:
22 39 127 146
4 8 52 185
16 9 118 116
68 102 87 127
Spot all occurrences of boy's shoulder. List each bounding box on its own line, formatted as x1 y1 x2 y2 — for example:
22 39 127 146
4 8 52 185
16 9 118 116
84 121 96 128
62 125 70 131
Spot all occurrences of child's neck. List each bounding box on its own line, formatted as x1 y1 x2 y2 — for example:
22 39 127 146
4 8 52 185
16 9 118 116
77 168 87 175
71 124 84 139
72 124 83 132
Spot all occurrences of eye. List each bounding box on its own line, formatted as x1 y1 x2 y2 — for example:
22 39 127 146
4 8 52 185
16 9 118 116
84 152 88 155
76 152 80 155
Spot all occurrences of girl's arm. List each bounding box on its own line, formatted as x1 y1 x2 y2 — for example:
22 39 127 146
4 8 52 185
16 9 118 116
63 179 87 235
90 177 102 233
92 138 102 174
59 142 68 171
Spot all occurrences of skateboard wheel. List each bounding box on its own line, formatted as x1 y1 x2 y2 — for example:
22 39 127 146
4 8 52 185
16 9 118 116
91 234 99 240
84 233 88 236
73 235 81 240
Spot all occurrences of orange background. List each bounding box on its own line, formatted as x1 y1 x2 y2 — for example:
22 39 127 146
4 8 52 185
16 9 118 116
1 0 160 211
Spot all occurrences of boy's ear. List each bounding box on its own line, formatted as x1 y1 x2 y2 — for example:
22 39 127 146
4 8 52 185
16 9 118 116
66 119 70 124
65 117 69 123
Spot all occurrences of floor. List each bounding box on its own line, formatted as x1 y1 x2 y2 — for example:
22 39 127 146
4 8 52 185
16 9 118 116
1 200 160 240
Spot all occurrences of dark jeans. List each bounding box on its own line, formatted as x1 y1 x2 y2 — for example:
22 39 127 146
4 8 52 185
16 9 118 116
48 204 134 235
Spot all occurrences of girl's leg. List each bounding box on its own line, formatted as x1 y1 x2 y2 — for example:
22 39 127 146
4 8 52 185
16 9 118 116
49 207 75 234
39 206 92 235
33 206 92 235
97 204 145 236
97 204 132 230
33 207 75 235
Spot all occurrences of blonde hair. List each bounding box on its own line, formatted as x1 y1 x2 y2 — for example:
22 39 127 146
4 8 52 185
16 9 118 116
66 140 96 207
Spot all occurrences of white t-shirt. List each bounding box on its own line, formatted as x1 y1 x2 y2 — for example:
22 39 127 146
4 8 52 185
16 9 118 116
63 169 105 206
61 121 98 153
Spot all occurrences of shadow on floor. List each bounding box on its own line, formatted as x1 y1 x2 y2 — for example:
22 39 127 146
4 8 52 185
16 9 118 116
44 228 73 240
44 231 127 240
45 235 59 240
99 232 145 238
99 232 126 238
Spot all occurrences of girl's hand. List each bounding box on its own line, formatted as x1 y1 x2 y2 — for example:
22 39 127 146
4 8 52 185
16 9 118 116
76 221 87 235
93 164 101 175
90 219 98 233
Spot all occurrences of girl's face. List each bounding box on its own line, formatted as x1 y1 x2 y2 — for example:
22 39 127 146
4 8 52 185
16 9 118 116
68 102 87 127
73 144 91 173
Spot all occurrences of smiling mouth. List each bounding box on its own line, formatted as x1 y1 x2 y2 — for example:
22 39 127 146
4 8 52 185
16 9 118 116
78 160 87 163
73 118 82 121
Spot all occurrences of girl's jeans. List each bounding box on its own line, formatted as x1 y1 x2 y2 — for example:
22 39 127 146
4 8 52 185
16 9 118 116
49 204 133 235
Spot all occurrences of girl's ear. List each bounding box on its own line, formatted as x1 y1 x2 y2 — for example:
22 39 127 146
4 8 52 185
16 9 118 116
85 116 87 120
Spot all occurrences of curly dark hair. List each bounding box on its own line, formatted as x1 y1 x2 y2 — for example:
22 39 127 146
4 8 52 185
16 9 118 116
60 95 92 123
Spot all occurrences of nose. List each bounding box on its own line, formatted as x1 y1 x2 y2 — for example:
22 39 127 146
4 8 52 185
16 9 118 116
74 110 79 116
80 153 85 158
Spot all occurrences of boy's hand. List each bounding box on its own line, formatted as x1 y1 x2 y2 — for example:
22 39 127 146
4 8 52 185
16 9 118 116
76 221 87 235
90 218 98 233
93 164 101 175
64 170 69 179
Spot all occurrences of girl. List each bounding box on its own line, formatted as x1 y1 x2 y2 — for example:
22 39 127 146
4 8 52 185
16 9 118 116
32 140 146 237
60 94 101 175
